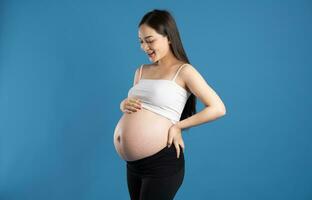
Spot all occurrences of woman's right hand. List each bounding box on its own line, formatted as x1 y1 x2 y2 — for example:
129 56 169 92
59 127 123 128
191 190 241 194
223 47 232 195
121 97 142 114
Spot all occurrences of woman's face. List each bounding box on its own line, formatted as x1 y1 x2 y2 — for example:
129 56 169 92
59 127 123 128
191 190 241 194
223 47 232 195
138 24 171 62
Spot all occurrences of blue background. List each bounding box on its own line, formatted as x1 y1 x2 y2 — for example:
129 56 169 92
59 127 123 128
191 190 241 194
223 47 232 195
1 0 311 199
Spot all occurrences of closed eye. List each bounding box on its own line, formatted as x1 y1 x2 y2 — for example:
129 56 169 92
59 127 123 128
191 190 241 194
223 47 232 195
139 40 154 44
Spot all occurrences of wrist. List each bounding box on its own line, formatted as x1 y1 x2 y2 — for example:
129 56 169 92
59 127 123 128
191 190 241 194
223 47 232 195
172 123 182 130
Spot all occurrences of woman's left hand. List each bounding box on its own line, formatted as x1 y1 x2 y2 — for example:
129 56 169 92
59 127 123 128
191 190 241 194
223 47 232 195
167 124 185 159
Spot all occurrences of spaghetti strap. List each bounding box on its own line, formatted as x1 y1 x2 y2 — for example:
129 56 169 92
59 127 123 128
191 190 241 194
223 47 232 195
139 64 144 80
172 63 187 81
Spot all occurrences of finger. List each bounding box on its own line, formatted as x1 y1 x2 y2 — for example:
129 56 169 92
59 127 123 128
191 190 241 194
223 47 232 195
167 135 173 148
134 103 142 110
135 99 142 109
126 104 138 112
128 101 141 110
129 98 136 103
128 99 136 105
136 103 142 109
125 107 135 113
174 143 180 158
180 143 184 153
125 109 132 114
133 98 141 103
180 141 185 153
126 108 137 112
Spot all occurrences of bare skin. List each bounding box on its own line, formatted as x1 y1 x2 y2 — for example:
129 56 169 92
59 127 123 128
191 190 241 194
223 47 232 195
114 102 176 161
113 24 227 161
113 63 188 161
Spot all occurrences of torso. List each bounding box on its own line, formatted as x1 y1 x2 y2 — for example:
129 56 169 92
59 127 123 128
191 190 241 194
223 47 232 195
113 62 190 161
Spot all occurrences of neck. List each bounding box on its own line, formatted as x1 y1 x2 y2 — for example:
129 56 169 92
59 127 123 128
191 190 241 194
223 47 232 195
155 50 180 68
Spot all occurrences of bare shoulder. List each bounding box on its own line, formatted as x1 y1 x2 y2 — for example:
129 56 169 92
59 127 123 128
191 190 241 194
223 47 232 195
179 63 199 81
180 63 209 90
180 63 226 110
133 64 145 85
135 63 148 73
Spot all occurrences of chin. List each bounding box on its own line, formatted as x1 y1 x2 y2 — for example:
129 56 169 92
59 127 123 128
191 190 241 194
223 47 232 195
150 58 158 63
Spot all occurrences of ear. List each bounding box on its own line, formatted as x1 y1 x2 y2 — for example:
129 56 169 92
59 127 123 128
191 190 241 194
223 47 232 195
166 36 171 44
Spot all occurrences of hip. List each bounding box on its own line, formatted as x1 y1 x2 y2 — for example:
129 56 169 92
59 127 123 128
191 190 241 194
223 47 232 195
126 144 185 178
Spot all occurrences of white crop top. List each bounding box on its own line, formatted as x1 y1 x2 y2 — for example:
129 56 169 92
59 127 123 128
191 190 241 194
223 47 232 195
127 63 192 124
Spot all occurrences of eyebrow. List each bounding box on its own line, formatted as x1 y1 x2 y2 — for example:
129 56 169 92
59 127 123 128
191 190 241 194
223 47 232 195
138 36 153 40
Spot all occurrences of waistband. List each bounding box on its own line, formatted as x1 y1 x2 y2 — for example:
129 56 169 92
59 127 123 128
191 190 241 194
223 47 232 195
126 145 184 178
126 144 182 164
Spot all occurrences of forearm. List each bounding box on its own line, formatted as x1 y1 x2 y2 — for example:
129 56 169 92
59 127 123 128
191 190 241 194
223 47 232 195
175 106 226 130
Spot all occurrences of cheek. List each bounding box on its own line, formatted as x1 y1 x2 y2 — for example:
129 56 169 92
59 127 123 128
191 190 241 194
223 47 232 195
158 46 170 56
154 42 170 56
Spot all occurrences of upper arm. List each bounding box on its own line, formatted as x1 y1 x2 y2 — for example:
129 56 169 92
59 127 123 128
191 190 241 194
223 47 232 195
182 64 226 113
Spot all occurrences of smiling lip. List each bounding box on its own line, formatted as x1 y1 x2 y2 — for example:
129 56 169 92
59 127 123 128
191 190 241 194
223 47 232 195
147 51 155 58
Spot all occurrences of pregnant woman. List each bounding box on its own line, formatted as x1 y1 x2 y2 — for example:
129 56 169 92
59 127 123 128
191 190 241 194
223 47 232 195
113 9 226 200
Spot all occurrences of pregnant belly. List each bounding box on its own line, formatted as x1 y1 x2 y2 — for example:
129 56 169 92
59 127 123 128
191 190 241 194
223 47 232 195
113 108 174 161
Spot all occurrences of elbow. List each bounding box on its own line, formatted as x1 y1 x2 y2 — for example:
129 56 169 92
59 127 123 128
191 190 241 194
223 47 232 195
216 106 226 116
205 104 226 118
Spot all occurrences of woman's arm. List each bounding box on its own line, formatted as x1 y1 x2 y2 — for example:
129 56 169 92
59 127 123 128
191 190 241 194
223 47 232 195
175 65 226 130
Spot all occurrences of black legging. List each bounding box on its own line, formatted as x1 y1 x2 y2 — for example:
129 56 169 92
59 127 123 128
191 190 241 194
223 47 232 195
126 144 185 200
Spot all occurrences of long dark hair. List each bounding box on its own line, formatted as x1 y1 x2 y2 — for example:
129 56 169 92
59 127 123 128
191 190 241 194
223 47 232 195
138 9 197 132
